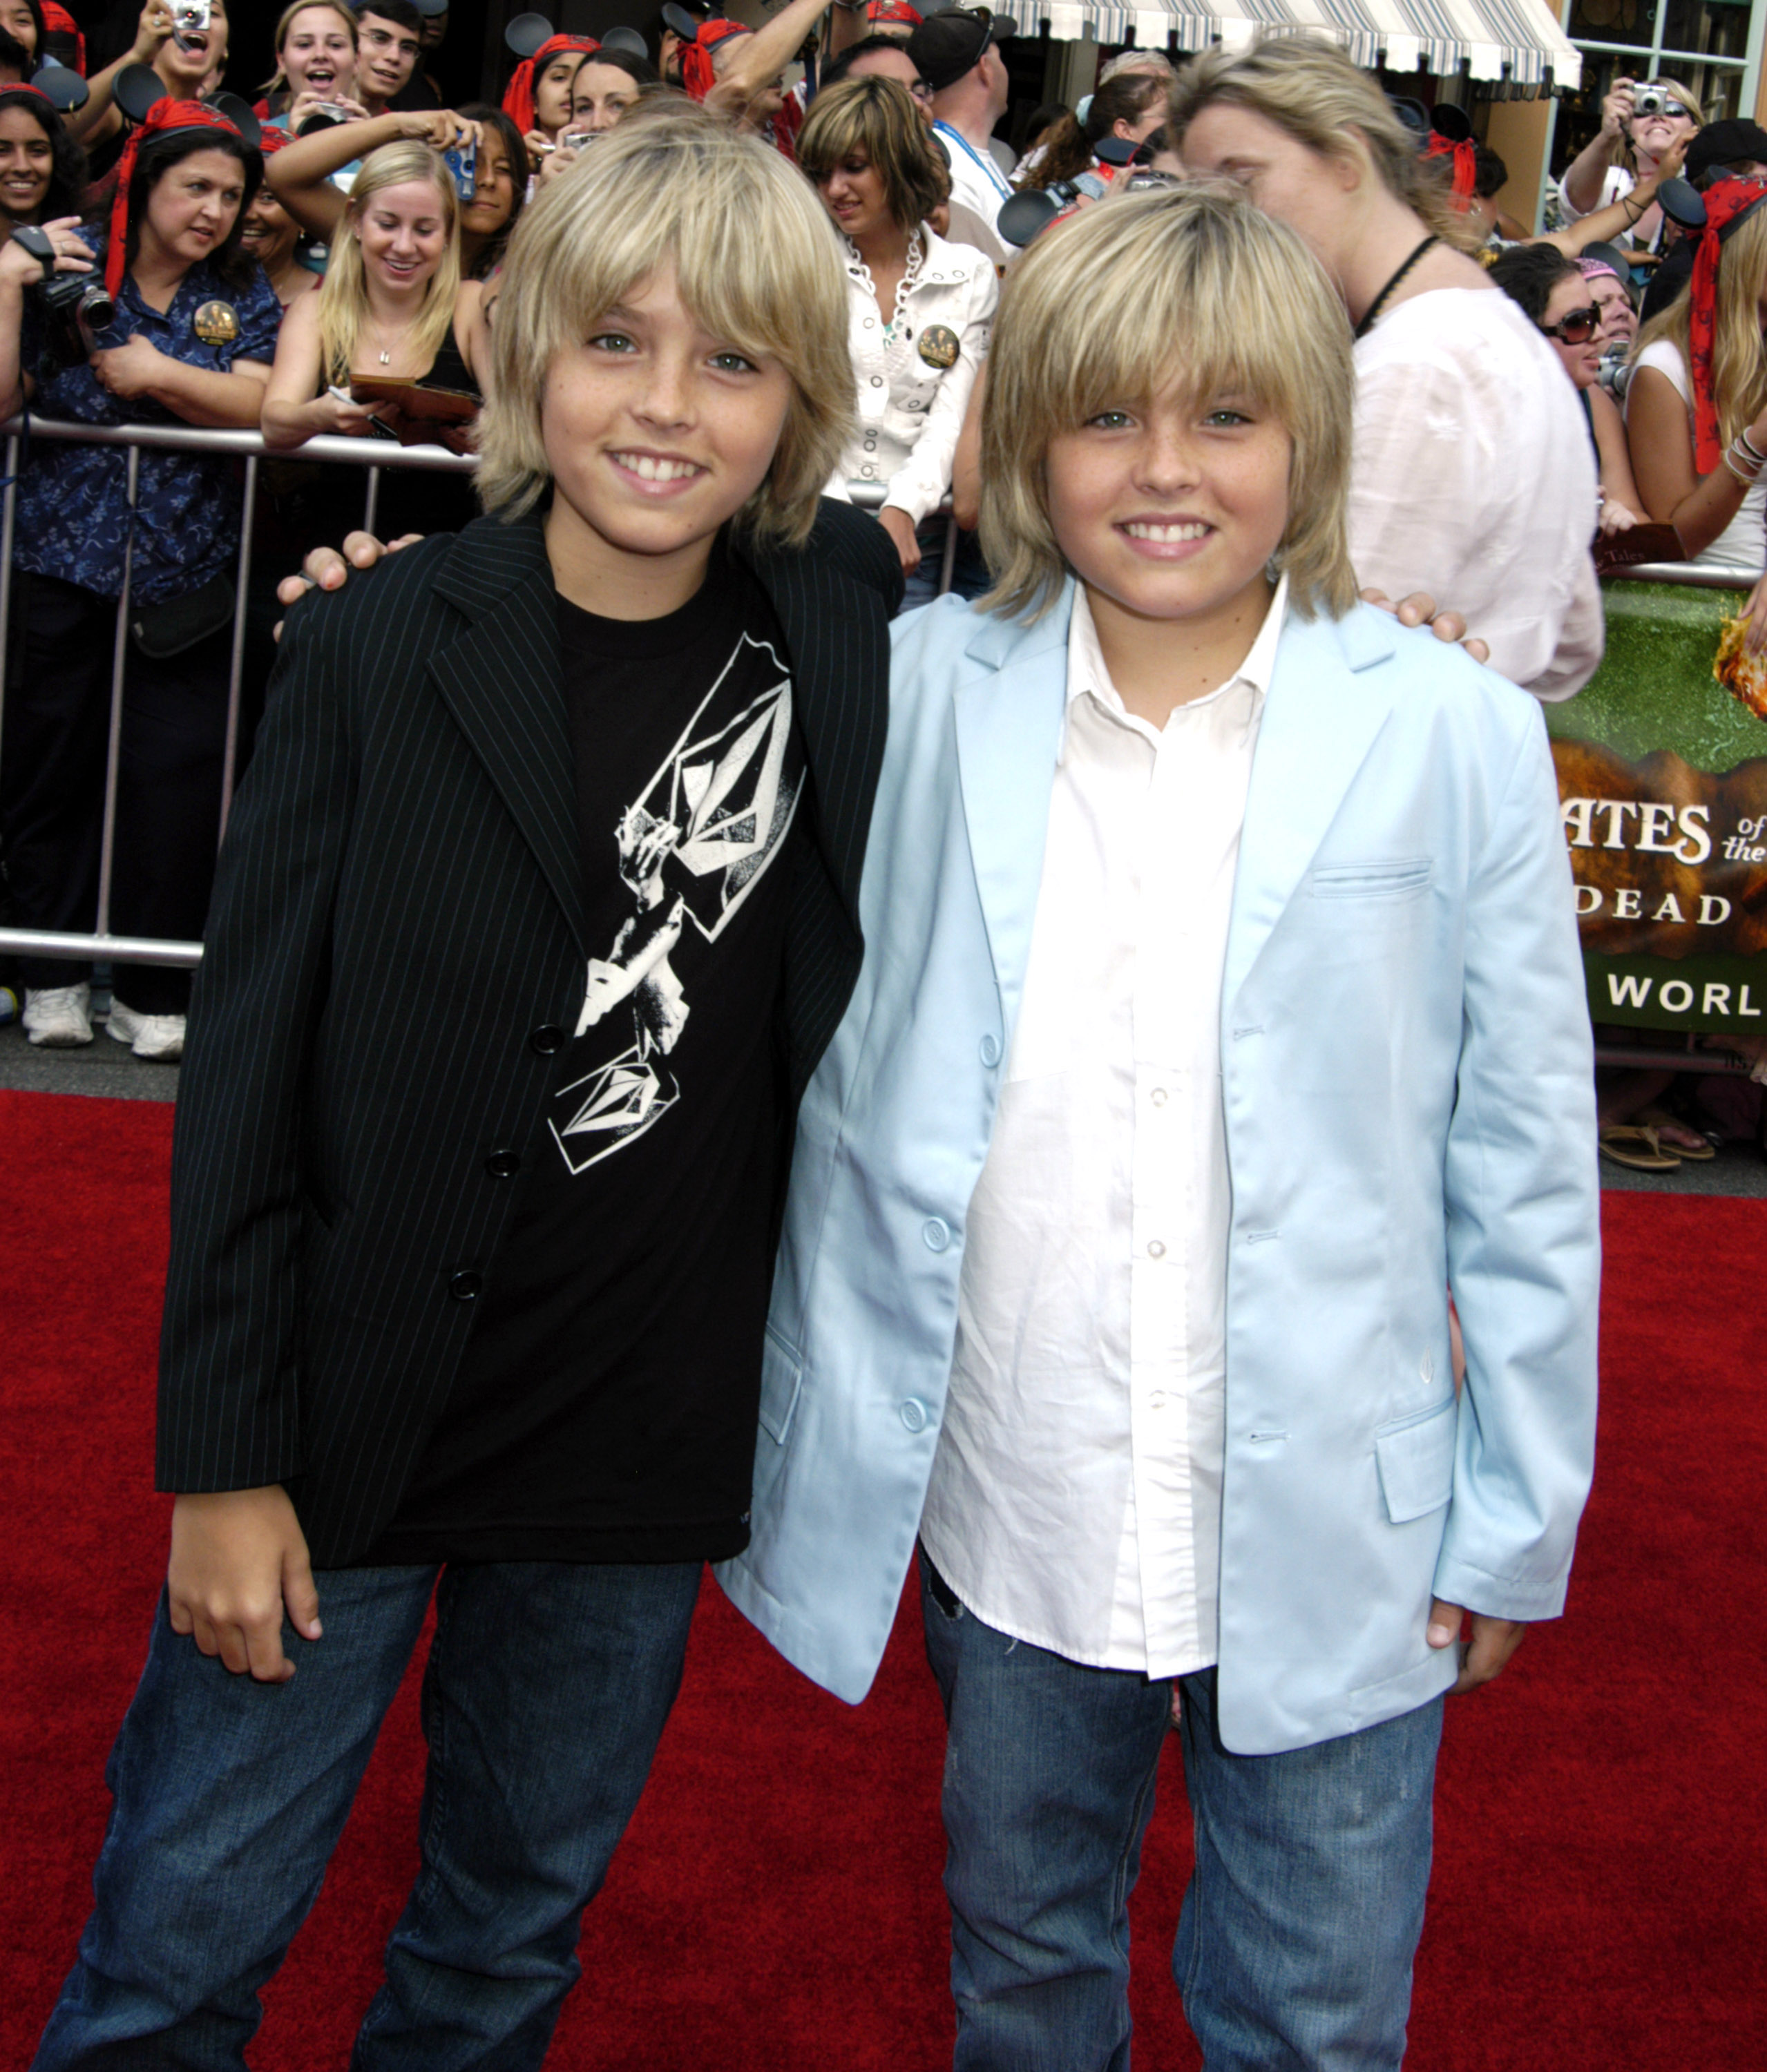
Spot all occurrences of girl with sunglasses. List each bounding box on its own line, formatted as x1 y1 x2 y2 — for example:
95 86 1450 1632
1625 178 1767 573
1489 243 1643 538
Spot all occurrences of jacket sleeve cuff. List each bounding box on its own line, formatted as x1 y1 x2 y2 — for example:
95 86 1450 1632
1430 1550 1572 1624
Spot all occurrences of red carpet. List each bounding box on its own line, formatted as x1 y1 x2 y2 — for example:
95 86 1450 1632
3 1084 1763 2066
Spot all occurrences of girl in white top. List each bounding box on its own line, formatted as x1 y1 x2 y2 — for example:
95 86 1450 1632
799 75 997 606
1626 178 1767 577
1556 73 1703 258
1171 32 1601 700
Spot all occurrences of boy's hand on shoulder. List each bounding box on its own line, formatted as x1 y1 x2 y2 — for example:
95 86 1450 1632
1360 588 1491 666
272 530 426 637
167 1486 323 1682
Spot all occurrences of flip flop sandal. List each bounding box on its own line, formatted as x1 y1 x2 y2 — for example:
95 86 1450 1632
1598 1124 1681 1171
1636 1107 1717 1160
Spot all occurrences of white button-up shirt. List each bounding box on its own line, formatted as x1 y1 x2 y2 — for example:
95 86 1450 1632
919 577 1287 1678
823 228 996 526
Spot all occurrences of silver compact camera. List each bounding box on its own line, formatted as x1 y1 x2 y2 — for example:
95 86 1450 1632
1631 86 1686 120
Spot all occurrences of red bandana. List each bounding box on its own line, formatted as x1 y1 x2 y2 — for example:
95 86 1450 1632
41 2 84 75
501 34 599 135
107 98 242 300
1688 176 1767 473
680 19 749 103
866 1 923 23
1423 131 1477 207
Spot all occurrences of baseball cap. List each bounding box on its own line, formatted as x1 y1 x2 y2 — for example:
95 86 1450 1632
1685 119 1767 184
906 8 1002 93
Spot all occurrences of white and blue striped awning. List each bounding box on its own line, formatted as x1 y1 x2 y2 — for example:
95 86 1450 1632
989 0 1582 86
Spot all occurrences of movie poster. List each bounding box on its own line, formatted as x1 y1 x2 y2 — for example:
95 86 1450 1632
1547 575 1767 1033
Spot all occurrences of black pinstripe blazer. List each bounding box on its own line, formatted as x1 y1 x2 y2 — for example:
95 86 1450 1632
155 501 901 1565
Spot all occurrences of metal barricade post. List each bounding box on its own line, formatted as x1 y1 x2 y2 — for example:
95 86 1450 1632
0 417 477 977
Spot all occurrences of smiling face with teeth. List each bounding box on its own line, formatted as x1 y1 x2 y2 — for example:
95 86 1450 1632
1044 378 1293 707
278 3 359 104
540 264 796 620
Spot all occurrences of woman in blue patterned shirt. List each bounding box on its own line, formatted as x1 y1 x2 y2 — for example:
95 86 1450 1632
0 99 280 1059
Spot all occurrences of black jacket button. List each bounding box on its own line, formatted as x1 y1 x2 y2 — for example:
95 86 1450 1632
530 1024 564 1055
448 1270 484 1302
485 1148 521 1179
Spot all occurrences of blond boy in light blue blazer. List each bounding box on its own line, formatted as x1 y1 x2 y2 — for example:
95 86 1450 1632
720 186 1599 2070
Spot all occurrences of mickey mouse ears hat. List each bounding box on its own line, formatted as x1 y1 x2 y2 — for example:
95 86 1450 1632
906 8 1002 93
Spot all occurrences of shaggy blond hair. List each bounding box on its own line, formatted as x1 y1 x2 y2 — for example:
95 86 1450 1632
477 105 854 545
1166 32 1466 249
317 140 461 389
979 182 1358 624
1635 200 1767 455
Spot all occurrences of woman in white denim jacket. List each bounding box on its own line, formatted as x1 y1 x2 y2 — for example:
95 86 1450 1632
799 75 997 608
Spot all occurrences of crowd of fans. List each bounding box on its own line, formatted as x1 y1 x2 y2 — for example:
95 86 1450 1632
0 3 1757 1080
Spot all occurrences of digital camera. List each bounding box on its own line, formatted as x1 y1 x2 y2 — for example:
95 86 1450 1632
1632 86 1687 121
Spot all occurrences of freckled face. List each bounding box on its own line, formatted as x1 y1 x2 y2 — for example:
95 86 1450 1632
542 265 794 579
1044 381 1292 636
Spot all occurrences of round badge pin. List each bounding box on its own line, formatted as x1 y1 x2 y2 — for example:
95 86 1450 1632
193 300 240 346
917 324 959 370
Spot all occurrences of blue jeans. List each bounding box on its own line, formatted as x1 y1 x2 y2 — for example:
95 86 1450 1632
899 517 991 614
35 1559 703 2071
919 1551 1443 2072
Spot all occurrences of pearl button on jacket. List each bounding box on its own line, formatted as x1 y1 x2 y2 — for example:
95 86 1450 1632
823 225 997 527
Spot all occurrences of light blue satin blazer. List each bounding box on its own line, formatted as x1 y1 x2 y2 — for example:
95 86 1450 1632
718 584 1599 1756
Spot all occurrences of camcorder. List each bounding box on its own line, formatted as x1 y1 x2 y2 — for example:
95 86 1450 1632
11 227 117 374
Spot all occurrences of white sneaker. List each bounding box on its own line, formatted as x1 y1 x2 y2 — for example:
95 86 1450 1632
23 982 93 1047
107 998 186 1062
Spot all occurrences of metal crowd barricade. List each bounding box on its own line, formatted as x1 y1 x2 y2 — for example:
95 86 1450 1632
1551 556 1767 1080
0 419 477 975
0 419 965 982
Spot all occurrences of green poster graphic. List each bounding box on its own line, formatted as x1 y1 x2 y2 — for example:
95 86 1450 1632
1546 576 1767 1033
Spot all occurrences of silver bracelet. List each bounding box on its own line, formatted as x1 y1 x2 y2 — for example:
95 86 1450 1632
1724 445 1762 486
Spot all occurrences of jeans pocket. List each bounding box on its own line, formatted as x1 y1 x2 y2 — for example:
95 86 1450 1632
918 1542 964 1622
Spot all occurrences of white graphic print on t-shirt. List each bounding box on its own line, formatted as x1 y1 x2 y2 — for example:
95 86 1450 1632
547 634 801 1174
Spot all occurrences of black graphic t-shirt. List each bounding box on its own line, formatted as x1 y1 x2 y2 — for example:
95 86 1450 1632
370 550 803 1565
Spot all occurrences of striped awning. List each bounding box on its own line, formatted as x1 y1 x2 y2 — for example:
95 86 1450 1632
989 0 1583 87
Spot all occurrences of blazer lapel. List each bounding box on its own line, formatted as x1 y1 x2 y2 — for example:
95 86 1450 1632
1224 606 1398 1007
745 537 884 940
953 589 1071 1024
427 517 588 956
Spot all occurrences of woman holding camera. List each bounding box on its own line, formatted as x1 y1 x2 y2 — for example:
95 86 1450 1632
799 75 996 606
0 97 278 1057
267 102 524 280
500 29 596 165
1556 74 1702 258
254 2 370 133
70 0 230 173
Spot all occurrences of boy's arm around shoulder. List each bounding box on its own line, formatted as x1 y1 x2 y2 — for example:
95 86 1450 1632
155 577 367 1498
1437 678 1600 1624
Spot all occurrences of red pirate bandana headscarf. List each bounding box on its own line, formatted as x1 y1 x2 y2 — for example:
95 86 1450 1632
1688 176 1767 474
501 34 599 135
680 19 749 103
1422 129 1477 207
41 2 85 74
106 97 244 300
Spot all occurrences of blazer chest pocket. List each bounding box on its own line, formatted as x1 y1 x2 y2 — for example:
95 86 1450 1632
758 1326 805 1447
1309 858 1432 901
1375 1397 1458 1524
